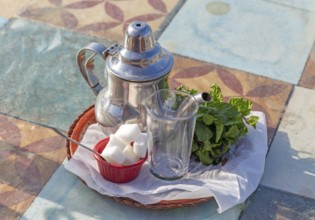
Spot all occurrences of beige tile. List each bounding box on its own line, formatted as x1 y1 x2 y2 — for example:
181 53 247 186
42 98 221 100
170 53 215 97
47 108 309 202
0 114 66 219
0 0 31 18
20 0 179 41
299 45 315 89
170 55 292 144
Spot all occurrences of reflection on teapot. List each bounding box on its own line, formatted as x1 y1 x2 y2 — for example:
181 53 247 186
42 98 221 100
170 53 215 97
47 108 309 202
77 21 173 134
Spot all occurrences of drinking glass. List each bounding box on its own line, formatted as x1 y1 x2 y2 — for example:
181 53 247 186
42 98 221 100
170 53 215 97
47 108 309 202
143 89 199 180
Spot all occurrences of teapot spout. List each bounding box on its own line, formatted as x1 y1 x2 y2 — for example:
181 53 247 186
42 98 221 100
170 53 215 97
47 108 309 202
193 92 211 105
174 92 211 118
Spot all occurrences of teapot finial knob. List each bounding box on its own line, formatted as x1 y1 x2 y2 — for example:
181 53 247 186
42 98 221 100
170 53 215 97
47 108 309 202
124 21 156 52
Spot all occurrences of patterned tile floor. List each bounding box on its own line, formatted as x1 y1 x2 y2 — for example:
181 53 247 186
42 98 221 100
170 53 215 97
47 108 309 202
0 0 314 219
0 115 66 219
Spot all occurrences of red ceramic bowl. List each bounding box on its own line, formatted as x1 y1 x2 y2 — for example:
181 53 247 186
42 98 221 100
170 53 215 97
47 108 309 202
93 137 147 183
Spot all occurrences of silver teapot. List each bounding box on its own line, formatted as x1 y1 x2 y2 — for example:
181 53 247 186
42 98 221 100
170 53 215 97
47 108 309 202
77 21 173 134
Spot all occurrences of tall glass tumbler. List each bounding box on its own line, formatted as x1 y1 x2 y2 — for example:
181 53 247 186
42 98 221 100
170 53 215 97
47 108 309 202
143 89 199 180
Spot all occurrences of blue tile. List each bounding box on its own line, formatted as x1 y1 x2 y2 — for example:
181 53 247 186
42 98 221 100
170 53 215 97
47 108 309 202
159 0 315 84
266 0 315 12
0 19 112 130
0 17 7 27
21 161 243 220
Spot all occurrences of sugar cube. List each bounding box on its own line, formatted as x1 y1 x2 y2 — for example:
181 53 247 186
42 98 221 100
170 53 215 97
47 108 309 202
106 134 125 151
122 143 139 165
115 124 141 145
101 146 125 164
133 133 147 158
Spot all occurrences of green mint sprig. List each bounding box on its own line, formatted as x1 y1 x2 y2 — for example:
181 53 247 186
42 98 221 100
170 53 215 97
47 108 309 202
177 84 259 165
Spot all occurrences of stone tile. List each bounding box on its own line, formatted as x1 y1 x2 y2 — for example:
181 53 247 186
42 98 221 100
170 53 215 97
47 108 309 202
261 86 315 199
21 161 243 220
0 114 66 220
0 18 111 130
169 55 292 144
0 17 7 27
265 0 315 12
241 185 315 220
299 44 315 89
159 0 315 84
19 0 180 41
0 0 31 18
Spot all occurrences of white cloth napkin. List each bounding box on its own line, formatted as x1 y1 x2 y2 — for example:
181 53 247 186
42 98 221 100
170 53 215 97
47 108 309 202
65 111 267 213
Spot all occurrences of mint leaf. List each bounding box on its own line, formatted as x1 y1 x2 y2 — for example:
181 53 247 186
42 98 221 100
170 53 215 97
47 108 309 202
224 117 243 125
245 116 259 128
195 121 213 142
176 85 198 95
192 142 199 153
238 124 248 136
228 97 252 116
214 120 224 143
202 114 214 125
210 84 223 103
224 125 239 139
197 150 213 165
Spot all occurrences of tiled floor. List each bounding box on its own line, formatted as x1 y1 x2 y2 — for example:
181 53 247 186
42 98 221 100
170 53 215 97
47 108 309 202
0 0 315 219
0 19 103 130
241 186 315 220
0 0 30 18
0 17 7 26
260 86 315 199
169 56 292 143
0 115 66 219
159 0 315 84
19 0 180 41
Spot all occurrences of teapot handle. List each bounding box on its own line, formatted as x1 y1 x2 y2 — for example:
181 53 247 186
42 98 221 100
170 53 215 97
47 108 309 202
76 42 119 95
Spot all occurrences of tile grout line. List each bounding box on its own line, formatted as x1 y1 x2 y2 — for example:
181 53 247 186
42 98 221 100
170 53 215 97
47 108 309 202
0 111 68 132
154 0 187 40
262 0 315 13
267 85 295 152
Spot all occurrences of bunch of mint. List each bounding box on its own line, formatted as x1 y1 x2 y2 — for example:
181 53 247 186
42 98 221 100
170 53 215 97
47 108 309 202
177 84 259 165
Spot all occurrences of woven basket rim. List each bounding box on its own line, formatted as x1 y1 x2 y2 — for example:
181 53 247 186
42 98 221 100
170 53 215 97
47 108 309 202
65 105 213 209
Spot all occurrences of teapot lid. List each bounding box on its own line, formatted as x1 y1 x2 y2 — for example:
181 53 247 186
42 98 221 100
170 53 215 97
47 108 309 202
107 21 173 82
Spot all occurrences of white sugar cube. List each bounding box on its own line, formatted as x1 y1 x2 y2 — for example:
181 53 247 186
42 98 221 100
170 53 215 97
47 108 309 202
101 146 125 165
122 143 139 165
115 124 141 145
106 134 125 151
133 133 147 158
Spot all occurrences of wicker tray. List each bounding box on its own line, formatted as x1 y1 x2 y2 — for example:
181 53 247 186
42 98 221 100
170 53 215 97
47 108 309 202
66 105 213 209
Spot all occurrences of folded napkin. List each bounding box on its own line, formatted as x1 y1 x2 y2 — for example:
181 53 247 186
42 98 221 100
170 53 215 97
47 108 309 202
65 111 267 213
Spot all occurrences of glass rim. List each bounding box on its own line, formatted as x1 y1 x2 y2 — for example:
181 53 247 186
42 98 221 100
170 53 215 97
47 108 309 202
143 89 199 121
